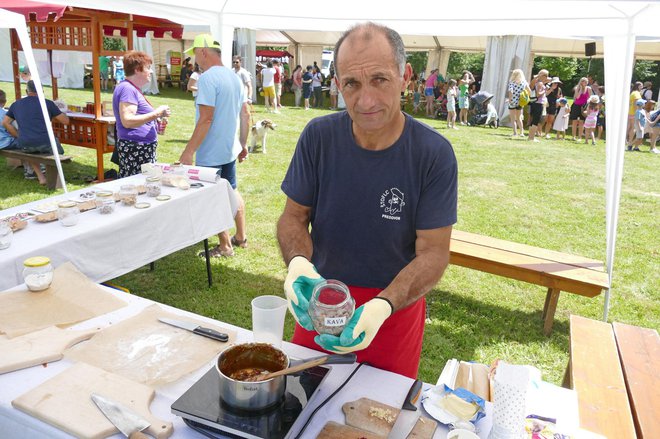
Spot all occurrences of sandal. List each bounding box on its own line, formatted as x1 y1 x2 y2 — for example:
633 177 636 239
231 236 248 248
199 246 234 258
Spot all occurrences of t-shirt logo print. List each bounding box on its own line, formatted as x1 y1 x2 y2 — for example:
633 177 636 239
380 188 405 221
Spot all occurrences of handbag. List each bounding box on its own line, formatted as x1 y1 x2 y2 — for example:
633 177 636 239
519 88 530 107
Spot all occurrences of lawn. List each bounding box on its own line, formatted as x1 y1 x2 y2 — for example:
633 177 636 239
1 82 658 385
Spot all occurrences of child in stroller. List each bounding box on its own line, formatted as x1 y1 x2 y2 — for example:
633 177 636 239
468 90 499 128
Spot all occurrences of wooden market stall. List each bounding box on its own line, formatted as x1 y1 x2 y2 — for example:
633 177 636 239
7 4 183 181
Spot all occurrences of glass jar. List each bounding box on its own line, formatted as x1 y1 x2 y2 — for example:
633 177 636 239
23 256 54 292
308 280 355 336
0 221 12 250
145 176 161 197
95 190 115 214
119 184 138 206
57 201 79 227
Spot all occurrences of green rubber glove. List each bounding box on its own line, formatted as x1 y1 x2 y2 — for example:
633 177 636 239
284 256 325 331
315 297 393 353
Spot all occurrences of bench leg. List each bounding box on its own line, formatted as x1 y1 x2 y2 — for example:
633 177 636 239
542 288 561 335
44 164 62 190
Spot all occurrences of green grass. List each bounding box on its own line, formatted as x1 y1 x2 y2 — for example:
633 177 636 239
1 82 658 385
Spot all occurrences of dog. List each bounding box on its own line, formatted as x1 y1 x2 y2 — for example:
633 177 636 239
249 119 276 154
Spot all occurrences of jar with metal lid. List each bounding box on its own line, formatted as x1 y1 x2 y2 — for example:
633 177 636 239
57 201 80 227
308 279 355 336
23 256 54 292
145 176 161 197
119 184 138 206
95 190 115 214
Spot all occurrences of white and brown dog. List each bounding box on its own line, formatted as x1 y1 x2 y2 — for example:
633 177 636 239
249 119 276 154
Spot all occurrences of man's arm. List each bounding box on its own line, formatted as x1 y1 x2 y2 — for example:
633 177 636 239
2 115 17 138
53 113 69 125
179 104 214 165
277 197 314 266
378 225 453 312
237 102 249 162
245 75 253 102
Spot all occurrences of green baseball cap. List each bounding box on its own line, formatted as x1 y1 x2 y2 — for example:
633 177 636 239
185 34 220 55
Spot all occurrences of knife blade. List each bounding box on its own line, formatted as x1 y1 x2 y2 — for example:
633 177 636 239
91 393 150 438
158 317 229 342
387 379 423 439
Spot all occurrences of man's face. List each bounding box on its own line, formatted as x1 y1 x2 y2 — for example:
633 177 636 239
194 48 211 71
233 59 241 70
336 31 404 137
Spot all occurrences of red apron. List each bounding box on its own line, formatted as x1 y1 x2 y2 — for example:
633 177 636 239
291 285 425 379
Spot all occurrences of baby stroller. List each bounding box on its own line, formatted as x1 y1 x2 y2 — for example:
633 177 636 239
469 90 499 128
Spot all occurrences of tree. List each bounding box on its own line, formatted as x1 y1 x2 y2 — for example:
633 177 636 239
446 52 485 80
103 37 125 51
406 51 428 77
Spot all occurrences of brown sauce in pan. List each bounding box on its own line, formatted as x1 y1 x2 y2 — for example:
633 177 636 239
219 343 287 382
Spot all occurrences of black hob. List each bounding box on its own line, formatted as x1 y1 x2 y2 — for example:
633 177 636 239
171 365 330 439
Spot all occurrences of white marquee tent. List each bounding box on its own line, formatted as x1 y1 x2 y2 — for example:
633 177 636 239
10 0 660 320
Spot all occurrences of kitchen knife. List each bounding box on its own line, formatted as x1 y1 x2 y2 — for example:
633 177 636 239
387 379 423 439
158 317 229 342
91 393 150 439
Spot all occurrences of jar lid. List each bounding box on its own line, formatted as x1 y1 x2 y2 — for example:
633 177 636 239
96 190 113 197
24 256 51 267
58 201 77 208
146 176 161 182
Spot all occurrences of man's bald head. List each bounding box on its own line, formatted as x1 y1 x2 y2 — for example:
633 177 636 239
333 22 406 79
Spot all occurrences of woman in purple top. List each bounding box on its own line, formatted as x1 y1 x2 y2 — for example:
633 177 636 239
112 51 171 177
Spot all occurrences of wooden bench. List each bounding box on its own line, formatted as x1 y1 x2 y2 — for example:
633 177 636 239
564 315 659 438
449 230 610 335
0 149 72 190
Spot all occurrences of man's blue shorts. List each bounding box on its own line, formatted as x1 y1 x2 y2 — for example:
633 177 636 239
209 160 237 189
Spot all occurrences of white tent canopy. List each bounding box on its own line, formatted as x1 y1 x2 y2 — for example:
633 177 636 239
25 0 660 320
0 7 68 192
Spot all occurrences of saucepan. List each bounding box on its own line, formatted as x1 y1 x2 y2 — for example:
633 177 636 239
216 342 356 410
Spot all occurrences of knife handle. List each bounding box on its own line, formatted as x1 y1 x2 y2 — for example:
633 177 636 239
193 326 229 342
401 379 423 411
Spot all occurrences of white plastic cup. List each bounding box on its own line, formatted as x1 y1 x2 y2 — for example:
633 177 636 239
251 295 288 349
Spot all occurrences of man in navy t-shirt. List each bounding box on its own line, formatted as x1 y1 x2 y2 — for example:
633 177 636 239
2 80 69 184
278 22 457 378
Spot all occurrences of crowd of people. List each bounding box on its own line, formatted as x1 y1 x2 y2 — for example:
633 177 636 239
400 64 658 152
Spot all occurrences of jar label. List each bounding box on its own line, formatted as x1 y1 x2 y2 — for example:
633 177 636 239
323 316 347 327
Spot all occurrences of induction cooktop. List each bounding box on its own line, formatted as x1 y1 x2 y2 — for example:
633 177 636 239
172 365 330 439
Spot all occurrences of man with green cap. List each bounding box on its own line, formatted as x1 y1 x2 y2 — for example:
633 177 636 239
179 34 250 257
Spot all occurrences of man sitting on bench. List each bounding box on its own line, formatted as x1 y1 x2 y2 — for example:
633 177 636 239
1 80 69 185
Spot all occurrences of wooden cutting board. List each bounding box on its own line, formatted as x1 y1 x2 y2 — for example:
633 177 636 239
343 398 437 438
0 326 97 374
317 421 383 439
12 362 173 439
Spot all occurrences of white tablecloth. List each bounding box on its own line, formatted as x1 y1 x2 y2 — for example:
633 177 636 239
0 285 580 439
0 174 238 291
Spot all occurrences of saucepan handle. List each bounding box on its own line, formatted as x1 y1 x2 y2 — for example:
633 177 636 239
290 353 357 367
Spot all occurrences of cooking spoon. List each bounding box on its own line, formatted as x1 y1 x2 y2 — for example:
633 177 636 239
246 352 357 382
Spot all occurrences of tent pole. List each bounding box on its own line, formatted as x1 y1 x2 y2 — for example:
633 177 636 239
603 24 636 322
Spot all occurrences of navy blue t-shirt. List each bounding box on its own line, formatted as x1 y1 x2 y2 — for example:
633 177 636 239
302 72 313 92
282 112 458 289
6 96 62 148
